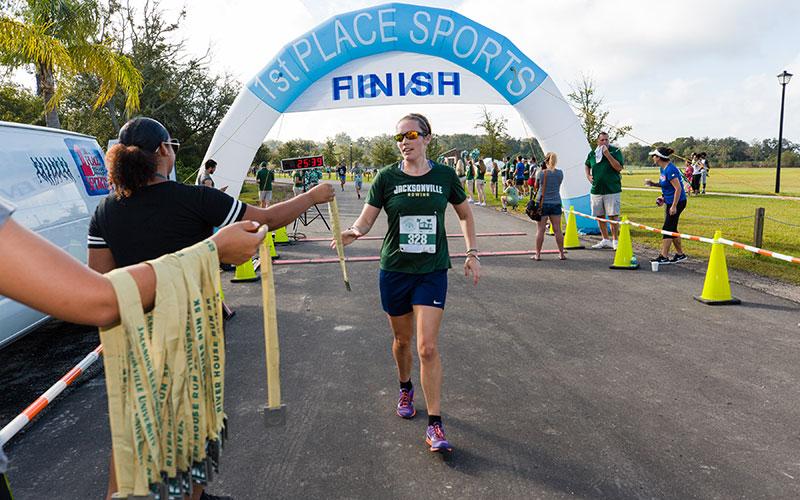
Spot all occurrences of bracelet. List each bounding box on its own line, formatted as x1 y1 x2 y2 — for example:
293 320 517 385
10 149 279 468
465 253 480 261
465 248 479 255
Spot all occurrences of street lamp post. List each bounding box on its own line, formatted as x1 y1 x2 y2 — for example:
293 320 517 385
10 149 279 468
775 70 792 194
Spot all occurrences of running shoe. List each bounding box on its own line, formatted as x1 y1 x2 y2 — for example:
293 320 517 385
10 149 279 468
670 253 688 263
396 388 415 419
612 239 618 250
650 255 670 263
425 422 452 452
592 239 613 249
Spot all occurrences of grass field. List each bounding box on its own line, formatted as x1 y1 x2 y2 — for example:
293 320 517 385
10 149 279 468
475 179 800 285
622 167 800 197
241 172 799 286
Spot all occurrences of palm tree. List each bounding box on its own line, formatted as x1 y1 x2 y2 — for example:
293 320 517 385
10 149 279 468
0 0 142 128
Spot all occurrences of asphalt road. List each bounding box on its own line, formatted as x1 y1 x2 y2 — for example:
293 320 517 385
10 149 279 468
2 179 800 499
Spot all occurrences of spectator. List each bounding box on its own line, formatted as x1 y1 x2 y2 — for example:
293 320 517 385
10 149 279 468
514 155 526 194
255 162 275 208
292 168 305 196
500 178 520 212
197 158 227 192
584 131 624 249
465 157 476 203
532 152 566 261
455 158 467 193
690 153 703 195
644 147 688 263
489 160 500 198
699 152 709 194
475 159 487 206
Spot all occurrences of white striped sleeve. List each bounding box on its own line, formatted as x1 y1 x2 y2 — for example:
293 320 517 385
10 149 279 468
219 199 245 227
87 235 108 248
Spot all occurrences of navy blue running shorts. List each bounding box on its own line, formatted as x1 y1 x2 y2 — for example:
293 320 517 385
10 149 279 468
378 269 448 316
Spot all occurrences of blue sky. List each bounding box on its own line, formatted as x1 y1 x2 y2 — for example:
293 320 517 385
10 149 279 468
22 0 800 146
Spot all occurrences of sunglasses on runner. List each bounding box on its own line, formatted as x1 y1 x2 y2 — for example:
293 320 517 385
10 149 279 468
162 139 181 153
393 130 426 142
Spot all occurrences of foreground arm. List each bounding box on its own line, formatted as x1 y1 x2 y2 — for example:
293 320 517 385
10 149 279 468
452 200 481 286
1 220 266 328
243 183 335 229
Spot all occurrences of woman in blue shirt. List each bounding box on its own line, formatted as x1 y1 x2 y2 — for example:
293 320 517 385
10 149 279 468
644 147 687 263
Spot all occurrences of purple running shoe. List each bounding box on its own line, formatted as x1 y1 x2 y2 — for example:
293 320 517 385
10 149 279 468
425 422 452 452
396 388 415 419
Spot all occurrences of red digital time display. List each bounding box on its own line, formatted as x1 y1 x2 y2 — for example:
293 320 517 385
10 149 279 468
281 155 324 170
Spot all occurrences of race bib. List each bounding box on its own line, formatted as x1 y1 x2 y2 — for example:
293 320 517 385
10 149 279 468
399 215 436 253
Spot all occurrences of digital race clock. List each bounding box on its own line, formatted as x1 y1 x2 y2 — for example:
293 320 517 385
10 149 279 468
280 155 325 170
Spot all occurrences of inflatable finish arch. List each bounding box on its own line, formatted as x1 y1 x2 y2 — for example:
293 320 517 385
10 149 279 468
205 2 593 228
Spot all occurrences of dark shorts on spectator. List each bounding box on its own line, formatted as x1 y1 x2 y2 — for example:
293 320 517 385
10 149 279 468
541 203 562 216
662 199 687 238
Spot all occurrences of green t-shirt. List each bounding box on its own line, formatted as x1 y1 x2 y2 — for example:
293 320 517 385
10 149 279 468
366 161 467 274
293 171 304 187
256 168 274 191
465 163 475 180
585 145 624 195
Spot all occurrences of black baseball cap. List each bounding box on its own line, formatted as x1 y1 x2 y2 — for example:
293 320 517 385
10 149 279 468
118 117 170 152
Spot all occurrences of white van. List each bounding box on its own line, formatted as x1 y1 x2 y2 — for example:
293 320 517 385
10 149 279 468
0 121 109 348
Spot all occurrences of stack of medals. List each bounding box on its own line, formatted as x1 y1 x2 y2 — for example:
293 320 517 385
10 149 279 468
100 240 228 499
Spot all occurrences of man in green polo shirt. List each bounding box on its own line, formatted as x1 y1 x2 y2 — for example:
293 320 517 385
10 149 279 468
255 162 275 207
585 131 624 249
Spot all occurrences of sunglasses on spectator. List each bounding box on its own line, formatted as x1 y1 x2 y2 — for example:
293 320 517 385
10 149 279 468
393 130 426 142
162 139 181 153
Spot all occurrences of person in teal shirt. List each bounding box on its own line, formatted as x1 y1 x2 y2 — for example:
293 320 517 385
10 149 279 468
336 113 480 453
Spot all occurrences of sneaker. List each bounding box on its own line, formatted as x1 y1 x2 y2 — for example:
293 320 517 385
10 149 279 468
650 255 670 263
592 239 612 249
467 198 474 204
501 208 507 212
670 253 688 263
396 388 415 419
612 239 618 250
425 422 452 452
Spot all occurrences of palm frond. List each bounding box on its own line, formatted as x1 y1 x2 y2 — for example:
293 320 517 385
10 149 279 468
0 16 72 71
69 41 142 113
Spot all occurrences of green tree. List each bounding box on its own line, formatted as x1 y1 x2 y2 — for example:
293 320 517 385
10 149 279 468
567 75 631 148
369 134 399 167
0 0 142 128
321 138 337 167
0 79 44 124
474 106 508 161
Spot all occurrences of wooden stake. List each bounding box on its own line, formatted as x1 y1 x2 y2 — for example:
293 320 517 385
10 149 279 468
260 232 281 409
328 198 351 291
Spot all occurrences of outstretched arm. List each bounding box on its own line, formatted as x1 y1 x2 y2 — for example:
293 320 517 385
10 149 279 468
2 220 266 328
244 183 335 229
